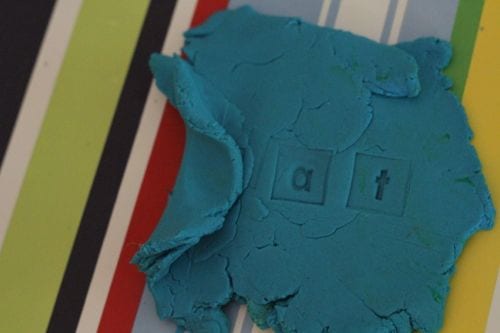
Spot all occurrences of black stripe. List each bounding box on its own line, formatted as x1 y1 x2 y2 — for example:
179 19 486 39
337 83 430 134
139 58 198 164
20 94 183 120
0 1 57 168
46 1 178 331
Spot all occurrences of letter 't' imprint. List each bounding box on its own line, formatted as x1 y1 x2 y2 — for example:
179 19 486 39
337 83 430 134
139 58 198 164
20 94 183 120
292 167 313 192
375 169 390 200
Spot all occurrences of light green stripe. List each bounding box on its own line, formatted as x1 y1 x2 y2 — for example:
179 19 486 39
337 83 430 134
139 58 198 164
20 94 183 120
446 0 485 98
0 1 149 332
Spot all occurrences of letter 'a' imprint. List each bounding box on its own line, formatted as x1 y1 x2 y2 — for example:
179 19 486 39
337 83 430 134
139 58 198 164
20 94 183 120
293 167 313 192
272 145 332 205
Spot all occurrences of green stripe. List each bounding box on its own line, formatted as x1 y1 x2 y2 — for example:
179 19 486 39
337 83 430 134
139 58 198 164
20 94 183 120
446 0 485 98
0 1 149 332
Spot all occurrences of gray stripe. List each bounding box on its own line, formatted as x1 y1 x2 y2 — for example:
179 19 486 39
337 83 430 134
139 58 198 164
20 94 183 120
229 0 324 24
227 302 243 331
325 0 342 27
241 308 255 333
397 0 459 42
132 291 244 332
380 0 399 44
132 288 178 333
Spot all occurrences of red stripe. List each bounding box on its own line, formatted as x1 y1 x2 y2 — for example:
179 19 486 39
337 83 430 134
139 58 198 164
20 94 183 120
97 104 185 333
190 0 229 27
98 1 228 332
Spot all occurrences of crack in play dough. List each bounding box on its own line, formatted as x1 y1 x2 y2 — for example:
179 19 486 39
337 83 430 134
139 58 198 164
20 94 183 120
133 7 495 333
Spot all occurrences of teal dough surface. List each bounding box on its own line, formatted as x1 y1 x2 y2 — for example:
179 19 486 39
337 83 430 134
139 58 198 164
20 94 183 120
132 7 495 333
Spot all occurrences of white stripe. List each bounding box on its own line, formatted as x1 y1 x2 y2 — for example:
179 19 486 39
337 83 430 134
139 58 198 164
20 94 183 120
232 305 248 333
75 1 198 332
334 0 391 41
317 0 333 27
0 0 83 252
486 270 500 333
387 0 409 44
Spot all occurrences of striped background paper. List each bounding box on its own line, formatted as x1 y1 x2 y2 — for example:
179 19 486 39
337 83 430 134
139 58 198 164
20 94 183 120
0 0 498 332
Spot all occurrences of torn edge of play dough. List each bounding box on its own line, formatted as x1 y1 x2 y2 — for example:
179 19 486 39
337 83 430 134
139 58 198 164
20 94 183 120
132 55 244 282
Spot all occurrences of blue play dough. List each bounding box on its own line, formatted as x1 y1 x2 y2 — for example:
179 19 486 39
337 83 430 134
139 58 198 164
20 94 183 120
132 7 495 333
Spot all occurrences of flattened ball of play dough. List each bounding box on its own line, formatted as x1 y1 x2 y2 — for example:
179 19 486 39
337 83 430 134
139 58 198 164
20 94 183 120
133 7 495 333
